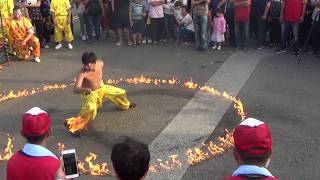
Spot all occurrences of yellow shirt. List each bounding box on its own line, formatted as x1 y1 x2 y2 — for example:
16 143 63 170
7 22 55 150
6 17 33 41
50 0 71 16
0 0 14 18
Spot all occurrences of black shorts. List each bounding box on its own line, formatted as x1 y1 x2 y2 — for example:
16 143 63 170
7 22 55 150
132 19 145 34
113 11 129 29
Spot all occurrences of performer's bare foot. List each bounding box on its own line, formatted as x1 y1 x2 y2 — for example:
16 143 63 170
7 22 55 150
129 102 137 108
64 120 81 138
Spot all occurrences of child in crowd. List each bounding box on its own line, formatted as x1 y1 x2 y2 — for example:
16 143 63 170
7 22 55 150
41 0 54 48
211 8 226 50
143 0 152 43
173 0 183 43
163 0 175 42
129 0 146 46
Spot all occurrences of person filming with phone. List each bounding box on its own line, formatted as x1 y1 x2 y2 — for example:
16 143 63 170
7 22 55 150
7 107 66 180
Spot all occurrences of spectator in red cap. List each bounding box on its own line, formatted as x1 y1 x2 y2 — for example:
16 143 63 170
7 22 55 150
7 107 66 180
223 118 278 180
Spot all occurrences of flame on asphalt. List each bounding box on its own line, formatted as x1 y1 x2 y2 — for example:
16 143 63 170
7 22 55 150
0 75 246 176
0 135 14 161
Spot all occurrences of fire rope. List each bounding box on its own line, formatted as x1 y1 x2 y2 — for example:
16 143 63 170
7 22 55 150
0 75 247 176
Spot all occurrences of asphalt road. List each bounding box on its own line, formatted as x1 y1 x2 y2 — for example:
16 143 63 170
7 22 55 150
0 20 319 180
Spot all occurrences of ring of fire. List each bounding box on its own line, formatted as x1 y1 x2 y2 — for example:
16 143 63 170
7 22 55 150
0 75 246 176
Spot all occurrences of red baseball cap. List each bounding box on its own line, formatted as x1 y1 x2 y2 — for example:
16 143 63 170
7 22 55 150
22 107 51 137
233 118 272 156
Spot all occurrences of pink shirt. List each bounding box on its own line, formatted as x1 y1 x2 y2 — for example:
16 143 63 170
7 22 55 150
214 15 226 33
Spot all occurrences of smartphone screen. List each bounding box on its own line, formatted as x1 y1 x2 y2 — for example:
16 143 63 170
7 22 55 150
62 153 78 176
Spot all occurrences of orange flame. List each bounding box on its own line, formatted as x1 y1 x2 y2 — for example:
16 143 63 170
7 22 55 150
0 134 14 160
58 144 111 176
149 130 234 171
83 153 111 176
186 129 234 165
184 79 198 89
65 117 87 133
0 84 68 103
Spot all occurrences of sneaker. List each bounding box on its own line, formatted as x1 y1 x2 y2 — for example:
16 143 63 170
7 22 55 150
55 43 62 50
115 41 124 46
217 45 221 50
147 38 152 44
81 36 86 41
142 38 146 44
44 44 50 49
68 43 73 50
275 48 286 54
128 41 133 46
256 45 265 50
34 57 41 63
212 45 217 50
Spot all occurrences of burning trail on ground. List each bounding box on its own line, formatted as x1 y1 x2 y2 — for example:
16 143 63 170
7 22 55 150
0 84 68 103
0 75 247 176
58 143 111 176
0 135 14 160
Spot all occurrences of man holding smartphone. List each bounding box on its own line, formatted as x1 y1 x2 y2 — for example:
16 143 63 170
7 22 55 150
7 107 66 180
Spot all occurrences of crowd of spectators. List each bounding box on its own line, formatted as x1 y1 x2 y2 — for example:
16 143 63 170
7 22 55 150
1 0 319 61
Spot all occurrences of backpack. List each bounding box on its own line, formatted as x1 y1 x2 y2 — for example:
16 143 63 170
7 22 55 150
269 0 282 18
85 0 102 16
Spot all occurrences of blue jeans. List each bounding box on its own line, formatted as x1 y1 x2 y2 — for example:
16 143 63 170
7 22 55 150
164 14 175 40
179 27 195 42
235 21 249 48
78 13 86 37
193 15 208 49
280 21 300 49
256 17 267 45
85 15 101 40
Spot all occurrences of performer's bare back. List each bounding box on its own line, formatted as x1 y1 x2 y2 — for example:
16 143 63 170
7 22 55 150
74 59 104 93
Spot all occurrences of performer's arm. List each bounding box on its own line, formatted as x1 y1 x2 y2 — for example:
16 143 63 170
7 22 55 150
111 0 115 12
192 0 206 6
23 0 41 8
300 0 307 22
149 0 165 6
74 73 91 94
21 29 34 46
262 1 271 20
99 0 106 17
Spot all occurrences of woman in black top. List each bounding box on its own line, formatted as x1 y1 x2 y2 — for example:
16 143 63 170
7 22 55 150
112 0 130 45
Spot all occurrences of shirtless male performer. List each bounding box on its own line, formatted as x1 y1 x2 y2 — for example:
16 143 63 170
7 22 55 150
65 52 135 133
